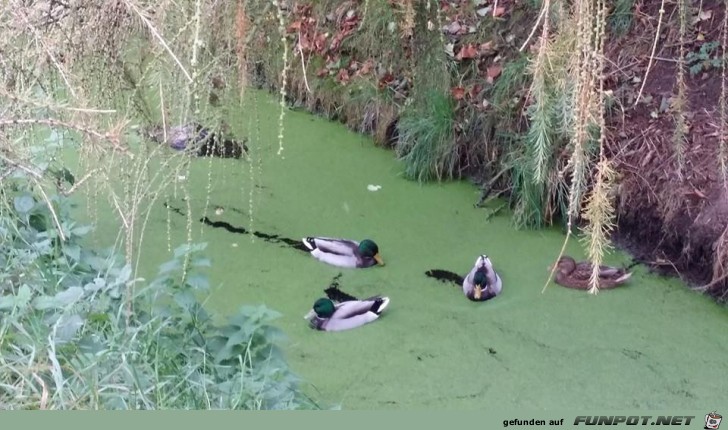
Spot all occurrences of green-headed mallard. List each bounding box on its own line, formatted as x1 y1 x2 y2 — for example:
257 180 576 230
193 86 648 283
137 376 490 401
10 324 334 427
303 296 390 332
302 237 384 268
551 255 632 290
462 255 503 301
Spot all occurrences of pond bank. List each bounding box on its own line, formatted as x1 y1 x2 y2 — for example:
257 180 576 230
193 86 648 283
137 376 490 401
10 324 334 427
239 0 728 303
75 89 728 410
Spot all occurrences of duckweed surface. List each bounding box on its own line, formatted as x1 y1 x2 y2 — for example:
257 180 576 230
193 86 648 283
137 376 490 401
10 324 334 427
73 90 728 410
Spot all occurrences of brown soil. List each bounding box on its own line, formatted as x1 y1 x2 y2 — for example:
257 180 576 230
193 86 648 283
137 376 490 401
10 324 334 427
604 0 728 302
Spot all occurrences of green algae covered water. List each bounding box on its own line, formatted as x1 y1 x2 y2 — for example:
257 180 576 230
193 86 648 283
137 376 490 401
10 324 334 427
72 90 728 410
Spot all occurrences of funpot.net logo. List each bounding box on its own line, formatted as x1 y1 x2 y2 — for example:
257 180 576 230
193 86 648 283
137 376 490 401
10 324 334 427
705 412 722 430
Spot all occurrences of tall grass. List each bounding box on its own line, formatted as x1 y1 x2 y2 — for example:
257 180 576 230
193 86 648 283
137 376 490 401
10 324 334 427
396 90 458 181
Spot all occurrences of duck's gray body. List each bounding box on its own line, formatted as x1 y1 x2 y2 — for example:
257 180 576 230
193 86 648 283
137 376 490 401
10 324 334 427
462 255 503 301
304 297 389 332
144 123 247 159
303 237 378 268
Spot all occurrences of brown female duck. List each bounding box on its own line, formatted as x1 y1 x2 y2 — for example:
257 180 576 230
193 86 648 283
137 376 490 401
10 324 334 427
551 256 632 290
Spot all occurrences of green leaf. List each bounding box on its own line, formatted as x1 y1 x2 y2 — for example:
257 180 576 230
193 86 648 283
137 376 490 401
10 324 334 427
55 286 84 307
72 225 93 236
15 284 33 309
0 295 16 310
33 295 62 310
192 256 212 267
55 314 84 343
84 277 107 293
14 194 35 214
173 290 197 309
159 258 181 274
63 244 81 262
185 273 209 290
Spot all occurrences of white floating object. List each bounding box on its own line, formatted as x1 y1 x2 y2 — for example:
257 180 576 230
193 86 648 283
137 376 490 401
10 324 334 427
232 243 238 248
177 175 186 181
367 184 382 192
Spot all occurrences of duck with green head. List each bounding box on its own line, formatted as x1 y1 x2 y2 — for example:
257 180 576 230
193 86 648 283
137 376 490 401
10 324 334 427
302 237 384 268
303 296 390 332
462 255 503 301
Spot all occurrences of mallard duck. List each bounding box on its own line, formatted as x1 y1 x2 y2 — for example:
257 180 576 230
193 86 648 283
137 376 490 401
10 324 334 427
462 255 503 301
302 237 384 268
144 122 248 159
551 256 632 290
303 296 390 332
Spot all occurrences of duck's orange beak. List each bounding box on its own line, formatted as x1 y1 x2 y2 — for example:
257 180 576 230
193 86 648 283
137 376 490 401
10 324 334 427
374 253 385 266
474 285 482 300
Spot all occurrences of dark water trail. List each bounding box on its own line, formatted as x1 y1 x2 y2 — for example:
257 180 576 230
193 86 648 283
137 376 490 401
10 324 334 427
425 269 464 286
164 201 311 252
323 273 359 302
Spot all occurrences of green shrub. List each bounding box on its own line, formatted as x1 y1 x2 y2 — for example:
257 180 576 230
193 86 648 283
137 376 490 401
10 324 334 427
0 171 317 410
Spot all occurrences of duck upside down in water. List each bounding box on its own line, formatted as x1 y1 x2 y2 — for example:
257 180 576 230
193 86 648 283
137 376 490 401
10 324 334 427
462 255 503 301
551 256 632 290
302 237 384 268
144 122 248 159
304 296 390 332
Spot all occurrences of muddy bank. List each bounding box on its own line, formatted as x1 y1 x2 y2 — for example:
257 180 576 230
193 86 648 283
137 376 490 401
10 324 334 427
242 0 728 303
605 0 728 303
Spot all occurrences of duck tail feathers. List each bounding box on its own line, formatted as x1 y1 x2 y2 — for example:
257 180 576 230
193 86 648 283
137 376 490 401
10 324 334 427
302 237 317 251
616 272 633 283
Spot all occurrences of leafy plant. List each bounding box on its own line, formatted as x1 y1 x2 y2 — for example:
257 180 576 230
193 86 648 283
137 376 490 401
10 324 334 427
686 41 723 76
0 171 318 410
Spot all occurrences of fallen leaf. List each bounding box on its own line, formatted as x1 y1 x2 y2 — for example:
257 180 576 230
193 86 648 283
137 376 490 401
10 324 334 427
444 21 462 35
287 20 302 32
337 68 350 84
479 41 494 52
451 86 466 100
357 59 374 76
477 6 492 16
699 9 713 21
486 64 502 80
470 84 483 99
316 68 329 78
456 44 478 60
493 6 506 17
378 73 395 89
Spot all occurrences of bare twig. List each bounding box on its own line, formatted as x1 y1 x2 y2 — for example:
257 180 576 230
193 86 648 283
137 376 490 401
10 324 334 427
122 0 193 83
297 31 312 94
519 3 547 52
32 177 66 242
634 0 666 106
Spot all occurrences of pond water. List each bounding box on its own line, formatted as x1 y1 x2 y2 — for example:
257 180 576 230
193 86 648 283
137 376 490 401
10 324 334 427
71 89 728 410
